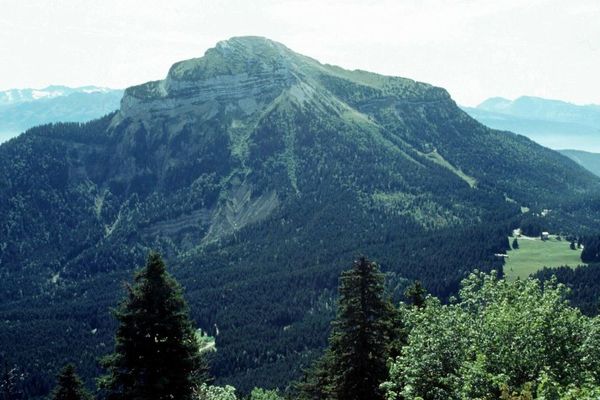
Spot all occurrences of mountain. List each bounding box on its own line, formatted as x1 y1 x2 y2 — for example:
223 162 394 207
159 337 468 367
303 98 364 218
462 96 600 151
0 85 123 142
2 36 600 396
0 85 117 105
559 149 600 177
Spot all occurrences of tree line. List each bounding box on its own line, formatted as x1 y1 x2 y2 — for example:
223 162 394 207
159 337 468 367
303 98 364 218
5 251 600 400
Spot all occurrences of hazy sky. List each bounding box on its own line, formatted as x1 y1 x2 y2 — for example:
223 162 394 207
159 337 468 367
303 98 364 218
1 0 598 106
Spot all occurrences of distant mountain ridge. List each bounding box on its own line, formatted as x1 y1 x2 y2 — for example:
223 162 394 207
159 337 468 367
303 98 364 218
2 37 600 395
462 96 600 151
559 149 600 178
0 85 117 105
477 96 600 126
0 85 123 142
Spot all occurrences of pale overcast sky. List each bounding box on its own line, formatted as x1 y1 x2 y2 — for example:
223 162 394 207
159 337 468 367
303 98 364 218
0 0 598 106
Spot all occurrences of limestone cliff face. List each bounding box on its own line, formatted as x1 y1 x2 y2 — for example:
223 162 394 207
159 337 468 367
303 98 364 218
108 38 310 193
116 35 449 123
118 37 301 120
103 37 318 246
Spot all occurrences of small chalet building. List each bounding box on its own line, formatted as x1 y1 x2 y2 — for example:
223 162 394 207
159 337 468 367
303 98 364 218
513 228 522 237
541 232 550 240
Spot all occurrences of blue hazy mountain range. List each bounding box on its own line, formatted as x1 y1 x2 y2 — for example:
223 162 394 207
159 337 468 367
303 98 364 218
0 85 123 143
557 149 600 178
462 96 600 152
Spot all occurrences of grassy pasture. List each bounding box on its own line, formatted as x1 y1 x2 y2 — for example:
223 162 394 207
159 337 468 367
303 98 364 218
504 235 585 280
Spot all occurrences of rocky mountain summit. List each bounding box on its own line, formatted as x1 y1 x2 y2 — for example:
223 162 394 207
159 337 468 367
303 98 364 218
120 37 300 117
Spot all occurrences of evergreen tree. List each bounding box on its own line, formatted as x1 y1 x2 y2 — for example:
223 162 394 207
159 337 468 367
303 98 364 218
99 252 209 400
581 236 600 263
50 365 92 400
570 240 576 250
295 351 335 399
405 281 427 308
329 257 397 400
512 238 519 250
299 257 398 400
1 363 22 400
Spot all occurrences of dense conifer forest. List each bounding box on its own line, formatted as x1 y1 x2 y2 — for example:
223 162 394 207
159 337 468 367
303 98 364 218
4 252 600 400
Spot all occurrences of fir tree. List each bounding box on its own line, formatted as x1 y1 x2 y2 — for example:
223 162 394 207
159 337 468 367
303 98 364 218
299 257 399 400
404 280 427 308
512 238 519 250
50 365 92 400
581 236 600 263
295 350 335 399
99 252 209 400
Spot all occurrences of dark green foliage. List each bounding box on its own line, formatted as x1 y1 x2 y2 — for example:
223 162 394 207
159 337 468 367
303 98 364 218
519 216 546 237
99 252 209 400
295 351 335 400
512 238 519 249
50 365 91 400
582 236 600 263
328 257 395 400
1 363 24 400
298 257 399 400
570 240 576 250
404 281 427 308
534 264 600 316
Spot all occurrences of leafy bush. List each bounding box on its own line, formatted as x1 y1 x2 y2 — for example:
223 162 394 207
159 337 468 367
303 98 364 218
383 271 600 400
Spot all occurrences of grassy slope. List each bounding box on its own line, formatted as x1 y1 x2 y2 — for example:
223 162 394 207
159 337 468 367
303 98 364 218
505 235 585 280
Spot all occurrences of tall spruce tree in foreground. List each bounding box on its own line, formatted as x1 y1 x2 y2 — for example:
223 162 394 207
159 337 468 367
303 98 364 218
99 252 209 400
50 365 92 400
298 257 399 400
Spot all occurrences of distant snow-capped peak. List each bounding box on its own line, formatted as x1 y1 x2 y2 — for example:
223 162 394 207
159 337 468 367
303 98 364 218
0 86 119 105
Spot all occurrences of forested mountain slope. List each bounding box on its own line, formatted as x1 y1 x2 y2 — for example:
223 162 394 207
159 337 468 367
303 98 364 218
1 36 600 396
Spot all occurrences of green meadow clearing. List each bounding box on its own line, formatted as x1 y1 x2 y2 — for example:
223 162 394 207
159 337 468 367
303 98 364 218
504 235 585 280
